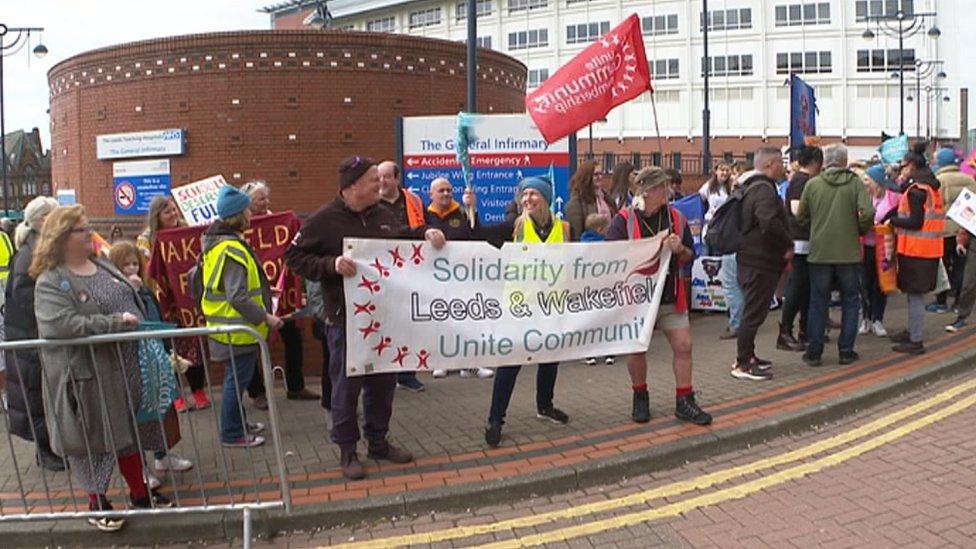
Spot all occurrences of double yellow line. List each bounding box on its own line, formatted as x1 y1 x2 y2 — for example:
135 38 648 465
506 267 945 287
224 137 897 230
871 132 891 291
335 377 976 548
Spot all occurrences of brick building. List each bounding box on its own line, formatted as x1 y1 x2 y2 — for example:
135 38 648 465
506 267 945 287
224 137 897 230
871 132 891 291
2 128 51 212
47 30 527 224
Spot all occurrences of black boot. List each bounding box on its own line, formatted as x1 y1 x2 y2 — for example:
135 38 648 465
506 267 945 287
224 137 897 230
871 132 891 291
632 390 650 423
675 392 713 426
776 323 804 352
36 443 66 472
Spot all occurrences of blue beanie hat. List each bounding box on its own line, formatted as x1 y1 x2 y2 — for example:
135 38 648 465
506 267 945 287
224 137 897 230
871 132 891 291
933 147 959 171
517 176 554 205
216 185 252 219
866 164 898 193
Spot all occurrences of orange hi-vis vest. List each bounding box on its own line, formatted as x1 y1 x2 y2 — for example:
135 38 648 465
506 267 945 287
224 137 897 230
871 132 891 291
403 188 426 229
896 183 945 259
619 206 689 313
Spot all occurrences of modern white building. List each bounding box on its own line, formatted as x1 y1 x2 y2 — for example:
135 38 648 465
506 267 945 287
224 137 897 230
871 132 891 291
266 0 968 166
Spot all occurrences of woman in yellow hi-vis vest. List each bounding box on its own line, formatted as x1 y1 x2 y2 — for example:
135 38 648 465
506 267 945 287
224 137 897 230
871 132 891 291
201 185 283 448
485 177 571 448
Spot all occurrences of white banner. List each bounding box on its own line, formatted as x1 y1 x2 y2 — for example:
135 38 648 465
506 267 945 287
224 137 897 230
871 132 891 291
947 187 976 236
343 236 671 376
172 175 226 226
690 256 729 311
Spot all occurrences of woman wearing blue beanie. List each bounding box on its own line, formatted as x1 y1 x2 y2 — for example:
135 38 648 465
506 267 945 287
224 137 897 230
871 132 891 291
200 185 283 448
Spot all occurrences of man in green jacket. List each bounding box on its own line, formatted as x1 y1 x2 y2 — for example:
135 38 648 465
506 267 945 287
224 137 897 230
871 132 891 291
795 144 875 366
929 147 976 312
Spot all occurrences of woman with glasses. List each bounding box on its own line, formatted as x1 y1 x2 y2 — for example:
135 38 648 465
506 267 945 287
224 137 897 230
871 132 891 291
565 161 617 241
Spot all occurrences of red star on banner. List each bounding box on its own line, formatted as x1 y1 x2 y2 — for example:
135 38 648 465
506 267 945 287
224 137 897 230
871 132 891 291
370 258 390 278
358 320 381 339
388 247 405 268
353 301 376 316
410 244 425 265
391 346 410 367
358 275 381 294
372 336 393 356
416 349 431 369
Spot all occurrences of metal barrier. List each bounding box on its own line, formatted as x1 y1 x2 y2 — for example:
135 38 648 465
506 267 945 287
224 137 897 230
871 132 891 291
0 325 291 548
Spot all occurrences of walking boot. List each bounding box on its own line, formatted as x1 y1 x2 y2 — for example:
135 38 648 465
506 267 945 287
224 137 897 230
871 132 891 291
367 439 414 464
37 443 66 472
632 390 650 423
675 392 713 425
776 323 805 352
340 448 365 480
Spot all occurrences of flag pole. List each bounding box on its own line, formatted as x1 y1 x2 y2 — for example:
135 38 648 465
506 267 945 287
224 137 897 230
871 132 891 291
649 90 665 163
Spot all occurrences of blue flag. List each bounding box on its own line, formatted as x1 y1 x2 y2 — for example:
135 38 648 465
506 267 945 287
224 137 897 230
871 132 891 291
673 194 705 256
790 75 817 151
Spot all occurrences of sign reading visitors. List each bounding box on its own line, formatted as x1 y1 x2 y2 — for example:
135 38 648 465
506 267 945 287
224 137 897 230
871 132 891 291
172 175 226 226
342 236 671 375
147 212 303 327
112 159 171 216
56 189 76 206
690 256 729 311
401 114 573 224
96 128 186 160
526 14 651 144
947 187 976 236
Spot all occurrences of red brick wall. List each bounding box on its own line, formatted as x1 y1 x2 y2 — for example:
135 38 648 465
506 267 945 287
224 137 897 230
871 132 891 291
48 31 527 218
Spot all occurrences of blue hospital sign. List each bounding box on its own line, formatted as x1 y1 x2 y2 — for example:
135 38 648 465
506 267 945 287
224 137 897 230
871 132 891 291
112 159 172 215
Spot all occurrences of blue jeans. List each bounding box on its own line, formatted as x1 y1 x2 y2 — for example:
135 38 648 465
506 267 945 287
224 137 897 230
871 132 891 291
220 351 258 443
807 264 861 358
720 253 743 331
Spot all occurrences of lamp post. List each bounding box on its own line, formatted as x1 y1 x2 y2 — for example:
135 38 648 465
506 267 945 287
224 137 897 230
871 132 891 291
907 85 950 141
861 9 940 136
701 0 712 176
1 24 47 216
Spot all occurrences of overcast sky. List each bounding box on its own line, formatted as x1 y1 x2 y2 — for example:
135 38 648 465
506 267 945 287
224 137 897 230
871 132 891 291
3 0 975 149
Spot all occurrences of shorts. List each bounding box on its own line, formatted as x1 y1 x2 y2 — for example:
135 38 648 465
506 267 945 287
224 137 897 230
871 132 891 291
654 303 690 331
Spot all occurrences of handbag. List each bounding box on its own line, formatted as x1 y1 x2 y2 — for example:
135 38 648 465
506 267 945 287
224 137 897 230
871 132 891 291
933 259 951 295
136 338 178 423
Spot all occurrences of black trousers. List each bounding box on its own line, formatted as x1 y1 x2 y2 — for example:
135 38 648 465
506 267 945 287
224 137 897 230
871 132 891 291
247 319 306 397
737 263 782 363
780 254 810 336
936 236 966 305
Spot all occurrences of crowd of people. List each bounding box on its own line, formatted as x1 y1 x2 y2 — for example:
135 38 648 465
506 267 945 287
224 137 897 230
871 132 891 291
0 138 973 529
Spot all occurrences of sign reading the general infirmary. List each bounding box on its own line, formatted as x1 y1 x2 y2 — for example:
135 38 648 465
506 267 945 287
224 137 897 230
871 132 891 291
96 128 186 160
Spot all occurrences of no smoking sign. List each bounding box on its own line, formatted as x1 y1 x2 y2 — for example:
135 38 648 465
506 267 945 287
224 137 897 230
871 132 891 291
115 181 136 210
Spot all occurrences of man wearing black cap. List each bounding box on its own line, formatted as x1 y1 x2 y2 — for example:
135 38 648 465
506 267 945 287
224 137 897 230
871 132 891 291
285 156 446 480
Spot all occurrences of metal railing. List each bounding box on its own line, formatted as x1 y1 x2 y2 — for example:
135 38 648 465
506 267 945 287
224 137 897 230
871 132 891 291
0 325 290 548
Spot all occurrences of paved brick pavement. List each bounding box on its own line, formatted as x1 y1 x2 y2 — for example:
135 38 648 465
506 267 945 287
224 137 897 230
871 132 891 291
236 367 976 548
1 298 974 541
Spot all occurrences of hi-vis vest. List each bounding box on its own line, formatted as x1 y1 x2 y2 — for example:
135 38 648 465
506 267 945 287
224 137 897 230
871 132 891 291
620 206 689 313
517 216 569 243
0 231 13 288
201 238 269 346
896 183 945 259
403 189 426 229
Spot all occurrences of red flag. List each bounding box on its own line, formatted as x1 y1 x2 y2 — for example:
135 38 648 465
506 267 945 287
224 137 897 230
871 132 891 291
526 14 651 144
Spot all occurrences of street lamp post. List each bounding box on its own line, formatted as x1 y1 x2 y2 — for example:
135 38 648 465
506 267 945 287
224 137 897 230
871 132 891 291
701 0 711 176
861 9 940 136
0 24 47 216
908 85 950 141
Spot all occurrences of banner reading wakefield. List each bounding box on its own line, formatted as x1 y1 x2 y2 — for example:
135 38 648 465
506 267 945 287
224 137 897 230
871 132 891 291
343 236 671 376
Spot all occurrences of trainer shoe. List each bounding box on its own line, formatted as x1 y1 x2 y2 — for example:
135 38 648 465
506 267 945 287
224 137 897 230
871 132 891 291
858 319 870 335
475 368 494 379
154 453 193 472
801 353 823 367
946 319 967 333
583 357 598 366
604 356 616 365
925 302 950 313
88 495 125 532
730 361 773 381
484 422 502 448
839 351 860 365
143 471 161 490
246 422 266 434
536 406 569 424
892 341 925 355
397 377 426 392
131 489 174 509
192 388 212 410
432 369 448 378
675 392 712 426
631 390 650 423
222 434 265 448
872 321 888 337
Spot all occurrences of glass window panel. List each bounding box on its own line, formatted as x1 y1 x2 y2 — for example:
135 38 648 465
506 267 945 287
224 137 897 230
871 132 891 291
728 55 740 72
820 51 832 70
713 10 725 28
715 56 726 72
872 49 884 70
727 9 739 27
669 58 679 75
856 1 867 18
803 3 816 21
775 6 787 24
819 3 830 21
741 8 751 26
742 55 753 73
668 14 678 30
805 51 818 69
777 52 788 71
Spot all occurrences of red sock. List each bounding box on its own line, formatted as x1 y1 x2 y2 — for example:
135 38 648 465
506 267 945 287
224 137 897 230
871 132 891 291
632 383 648 393
88 493 100 508
676 386 693 399
117 452 148 499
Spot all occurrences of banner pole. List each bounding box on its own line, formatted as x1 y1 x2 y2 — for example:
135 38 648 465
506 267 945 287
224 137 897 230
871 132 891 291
649 90 665 164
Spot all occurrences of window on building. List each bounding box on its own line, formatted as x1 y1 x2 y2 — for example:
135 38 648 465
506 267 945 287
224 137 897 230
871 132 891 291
856 48 915 72
476 36 492 48
631 152 643 168
774 2 830 26
603 153 617 171
366 16 396 33
776 50 832 74
408 7 442 29
566 21 611 44
566 0 591 5
856 0 914 21
653 90 681 103
508 29 549 50
649 58 680 80
642 14 679 36
702 54 754 76
703 8 752 31
456 0 492 21
508 0 547 13
527 68 550 87
671 153 682 171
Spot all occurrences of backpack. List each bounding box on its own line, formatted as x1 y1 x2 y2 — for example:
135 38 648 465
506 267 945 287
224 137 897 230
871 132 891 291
704 179 772 255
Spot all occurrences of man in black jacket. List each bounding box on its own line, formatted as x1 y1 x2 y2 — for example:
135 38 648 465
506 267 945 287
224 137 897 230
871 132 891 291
732 147 793 381
284 156 446 480
778 146 823 351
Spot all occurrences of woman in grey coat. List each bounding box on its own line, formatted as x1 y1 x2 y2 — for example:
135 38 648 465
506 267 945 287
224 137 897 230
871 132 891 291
31 205 172 532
